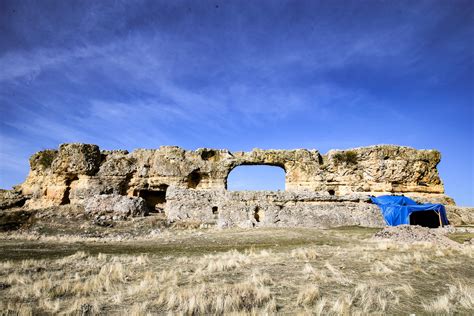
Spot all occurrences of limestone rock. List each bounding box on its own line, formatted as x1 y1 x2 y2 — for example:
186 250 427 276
445 206 474 226
51 143 101 176
17 143 451 209
29 149 58 173
165 187 385 229
98 150 136 176
84 194 148 221
0 189 27 210
2 142 459 228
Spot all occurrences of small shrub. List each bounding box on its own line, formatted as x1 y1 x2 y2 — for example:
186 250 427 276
37 150 57 169
333 151 358 165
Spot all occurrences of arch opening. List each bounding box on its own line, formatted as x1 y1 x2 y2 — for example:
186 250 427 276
226 165 286 191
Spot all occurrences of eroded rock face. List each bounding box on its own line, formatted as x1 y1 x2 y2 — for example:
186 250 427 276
84 194 148 221
0 142 459 228
0 190 27 210
165 187 385 228
51 144 101 176
445 206 474 226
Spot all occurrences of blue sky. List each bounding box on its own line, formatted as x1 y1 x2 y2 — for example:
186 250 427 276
228 166 286 191
0 0 472 205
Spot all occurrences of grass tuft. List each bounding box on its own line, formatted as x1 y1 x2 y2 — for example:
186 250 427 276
333 150 358 165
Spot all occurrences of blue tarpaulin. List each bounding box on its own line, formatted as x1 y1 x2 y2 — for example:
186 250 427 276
370 195 449 226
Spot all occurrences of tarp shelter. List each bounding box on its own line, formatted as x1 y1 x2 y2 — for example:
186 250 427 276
371 195 449 227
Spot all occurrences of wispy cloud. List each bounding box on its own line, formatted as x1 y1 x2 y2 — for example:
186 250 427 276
0 0 472 204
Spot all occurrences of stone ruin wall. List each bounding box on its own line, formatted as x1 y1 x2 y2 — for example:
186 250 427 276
10 143 456 228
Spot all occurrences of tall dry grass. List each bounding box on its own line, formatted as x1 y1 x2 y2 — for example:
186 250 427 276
0 232 472 314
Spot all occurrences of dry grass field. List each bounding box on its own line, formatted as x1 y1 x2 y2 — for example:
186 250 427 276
0 227 473 315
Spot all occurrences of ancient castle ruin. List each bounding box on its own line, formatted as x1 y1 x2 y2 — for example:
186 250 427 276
1 143 465 228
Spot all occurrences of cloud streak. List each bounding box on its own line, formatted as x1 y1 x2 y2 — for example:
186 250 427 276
0 0 472 204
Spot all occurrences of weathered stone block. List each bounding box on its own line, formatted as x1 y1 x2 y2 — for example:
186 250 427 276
0 190 27 210
165 187 385 228
84 194 148 220
51 143 101 176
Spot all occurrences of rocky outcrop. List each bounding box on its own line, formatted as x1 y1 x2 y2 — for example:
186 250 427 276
166 187 385 228
17 143 451 206
0 142 461 228
445 206 474 226
84 194 148 221
0 190 27 210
